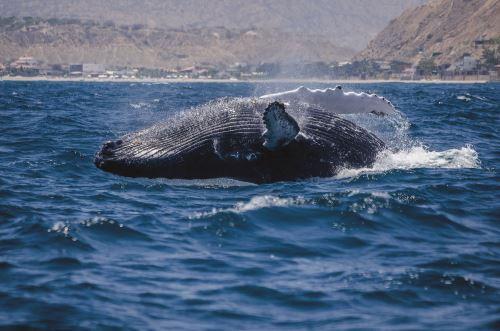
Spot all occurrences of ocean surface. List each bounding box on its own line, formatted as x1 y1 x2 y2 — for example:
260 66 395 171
0 81 498 330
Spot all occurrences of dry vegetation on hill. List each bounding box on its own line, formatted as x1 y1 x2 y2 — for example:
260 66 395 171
0 0 425 68
0 17 354 68
357 0 500 65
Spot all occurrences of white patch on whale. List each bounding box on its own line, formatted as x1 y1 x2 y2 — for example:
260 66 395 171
262 102 300 151
260 86 396 115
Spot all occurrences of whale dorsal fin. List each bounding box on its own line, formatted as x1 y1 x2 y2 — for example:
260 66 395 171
262 101 299 151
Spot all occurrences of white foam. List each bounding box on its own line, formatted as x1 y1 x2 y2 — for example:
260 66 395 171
190 195 305 219
48 221 69 234
457 95 472 102
260 86 396 115
48 221 72 238
156 177 256 188
336 145 480 179
233 195 305 212
129 102 150 109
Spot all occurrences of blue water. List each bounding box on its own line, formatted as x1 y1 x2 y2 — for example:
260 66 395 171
0 81 498 330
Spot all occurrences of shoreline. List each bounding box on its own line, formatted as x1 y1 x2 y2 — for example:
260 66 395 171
0 75 493 84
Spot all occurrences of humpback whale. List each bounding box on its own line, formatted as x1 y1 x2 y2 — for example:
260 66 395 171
95 87 391 183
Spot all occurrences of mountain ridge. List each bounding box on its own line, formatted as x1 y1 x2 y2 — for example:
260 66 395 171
0 0 425 52
356 0 500 65
0 17 355 68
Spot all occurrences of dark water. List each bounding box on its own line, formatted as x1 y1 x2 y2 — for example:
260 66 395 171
0 81 498 330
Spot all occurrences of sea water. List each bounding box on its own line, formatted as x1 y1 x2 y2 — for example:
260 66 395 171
0 81 498 330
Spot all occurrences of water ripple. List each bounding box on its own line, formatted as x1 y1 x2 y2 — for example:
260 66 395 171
0 81 498 330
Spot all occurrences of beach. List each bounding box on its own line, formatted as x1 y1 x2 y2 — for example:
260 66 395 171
0 75 492 84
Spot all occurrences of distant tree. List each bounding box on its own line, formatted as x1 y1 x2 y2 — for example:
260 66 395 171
332 60 380 78
256 62 280 77
300 62 331 78
103 20 115 28
22 16 34 25
0 17 16 27
390 60 411 73
131 24 145 31
47 18 59 25
51 64 63 71
482 48 499 68
416 58 436 76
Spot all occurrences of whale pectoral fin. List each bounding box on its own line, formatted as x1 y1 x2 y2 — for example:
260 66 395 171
262 101 300 151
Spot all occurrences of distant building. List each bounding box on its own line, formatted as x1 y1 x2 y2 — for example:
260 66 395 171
113 68 137 79
461 55 477 72
488 65 500 79
449 55 478 73
375 60 391 71
226 66 240 78
401 67 417 80
474 38 496 48
9 56 40 76
83 63 106 77
389 60 412 74
11 56 39 70
338 61 351 67
179 66 195 74
69 64 83 76
39 65 67 76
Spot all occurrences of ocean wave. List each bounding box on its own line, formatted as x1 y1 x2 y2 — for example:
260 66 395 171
129 101 151 109
457 95 472 102
48 217 151 244
188 190 420 233
155 177 257 188
190 195 306 219
2 82 498 331
337 145 480 179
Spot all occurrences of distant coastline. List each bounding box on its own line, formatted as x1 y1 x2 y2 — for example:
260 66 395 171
0 76 492 84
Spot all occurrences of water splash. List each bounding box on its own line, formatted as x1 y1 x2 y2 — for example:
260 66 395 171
337 144 480 179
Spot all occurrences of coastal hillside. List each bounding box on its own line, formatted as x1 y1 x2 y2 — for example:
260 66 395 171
0 17 354 68
356 0 500 65
0 0 425 52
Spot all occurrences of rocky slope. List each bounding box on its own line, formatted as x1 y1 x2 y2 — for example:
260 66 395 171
0 17 354 67
356 0 500 65
0 0 425 52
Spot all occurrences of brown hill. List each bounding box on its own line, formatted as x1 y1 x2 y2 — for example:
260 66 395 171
0 0 425 52
356 0 500 65
0 17 354 68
